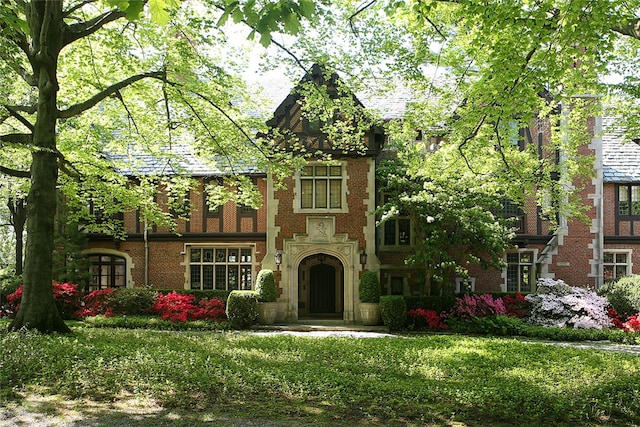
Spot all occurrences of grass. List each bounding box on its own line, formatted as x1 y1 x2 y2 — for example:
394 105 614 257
1 320 640 426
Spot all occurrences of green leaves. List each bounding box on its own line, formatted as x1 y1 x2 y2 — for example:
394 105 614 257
218 0 316 47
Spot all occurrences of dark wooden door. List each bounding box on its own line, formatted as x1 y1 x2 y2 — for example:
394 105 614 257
309 264 336 313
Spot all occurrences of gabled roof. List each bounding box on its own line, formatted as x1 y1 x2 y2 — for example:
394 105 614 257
602 117 640 183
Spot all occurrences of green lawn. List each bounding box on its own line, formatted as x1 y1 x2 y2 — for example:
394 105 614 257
1 323 639 426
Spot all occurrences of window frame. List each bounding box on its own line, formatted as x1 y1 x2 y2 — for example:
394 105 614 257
617 184 640 217
379 194 413 248
504 250 537 292
603 250 632 281
186 245 255 291
88 254 127 291
294 162 348 214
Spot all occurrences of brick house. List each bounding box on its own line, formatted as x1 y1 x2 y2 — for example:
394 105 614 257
85 66 640 323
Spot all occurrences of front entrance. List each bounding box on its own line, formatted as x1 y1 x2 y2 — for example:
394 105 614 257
298 253 344 318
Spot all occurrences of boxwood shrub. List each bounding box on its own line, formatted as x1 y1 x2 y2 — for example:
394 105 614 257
255 269 278 302
380 295 407 331
359 271 381 303
226 290 259 329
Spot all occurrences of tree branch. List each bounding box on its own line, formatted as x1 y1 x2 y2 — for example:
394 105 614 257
62 0 98 18
0 165 30 178
611 18 640 40
4 105 35 131
0 132 32 146
62 9 128 47
57 70 166 118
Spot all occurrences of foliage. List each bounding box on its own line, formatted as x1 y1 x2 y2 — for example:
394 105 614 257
81 314 229 331
75 289 116 318
448 293 507 320
623 314 640 333
502 292 531 318
6 282 82 320
379 295 407 331
405 295 456 314
358 270 381 303
377 155 515 296
447 315 527 336
52 194 92 289
0 274 21 302
254 269 278 302
2 329 640 425
151 291 226 323
407 308 447 330
526 278 613 329
0 0 318 333
107 287 157 316
225 290 259 329
155 289 231 302
598 275 640 320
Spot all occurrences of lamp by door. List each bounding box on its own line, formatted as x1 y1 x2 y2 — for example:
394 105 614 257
274 250 282 270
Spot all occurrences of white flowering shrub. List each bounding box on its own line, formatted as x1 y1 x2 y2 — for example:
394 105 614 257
526 278 613 329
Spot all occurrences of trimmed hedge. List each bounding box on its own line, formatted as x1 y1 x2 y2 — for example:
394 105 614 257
226 290 259 329
359 271 381 303
255 270 278 302
380 295 407 331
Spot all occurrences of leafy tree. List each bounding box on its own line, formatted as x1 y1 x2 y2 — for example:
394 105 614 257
377 140 516 296
0 0 315 333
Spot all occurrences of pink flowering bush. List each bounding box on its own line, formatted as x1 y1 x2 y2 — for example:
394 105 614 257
622 314 640 333
408 308 447 330
526 278 613 329
151 291 226 323
449 293 506 320
7 282 82 320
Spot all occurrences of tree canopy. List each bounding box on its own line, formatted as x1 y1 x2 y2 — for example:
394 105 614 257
0 0 315 333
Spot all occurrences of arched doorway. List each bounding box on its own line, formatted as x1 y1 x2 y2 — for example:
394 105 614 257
298 253 344 319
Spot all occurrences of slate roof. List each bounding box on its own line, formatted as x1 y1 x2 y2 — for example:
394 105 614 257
107 145 263 177
602 117 640 183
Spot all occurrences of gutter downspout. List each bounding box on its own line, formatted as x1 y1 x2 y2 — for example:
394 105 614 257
144 218 149 287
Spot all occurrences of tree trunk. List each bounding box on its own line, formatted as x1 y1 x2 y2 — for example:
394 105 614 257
8 197 27 276
9 1 69 333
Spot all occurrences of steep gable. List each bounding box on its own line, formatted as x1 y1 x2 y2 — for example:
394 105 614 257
264 64 384 157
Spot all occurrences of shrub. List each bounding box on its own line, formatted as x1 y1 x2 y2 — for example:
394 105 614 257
0 274 22 303
526 278 612 329
359 271 381 303
407 308 447 330
155 289 231 302
405 295 456 313
150 291 227 323
6 282 82 320
449 293 506 320
226 290 259 329
255 269 278 302
502 292 530 318
107 287 157 315
75 288 116 318
598 276 640 320
622 314 640 333
447 315 526 336
380 295 406 331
